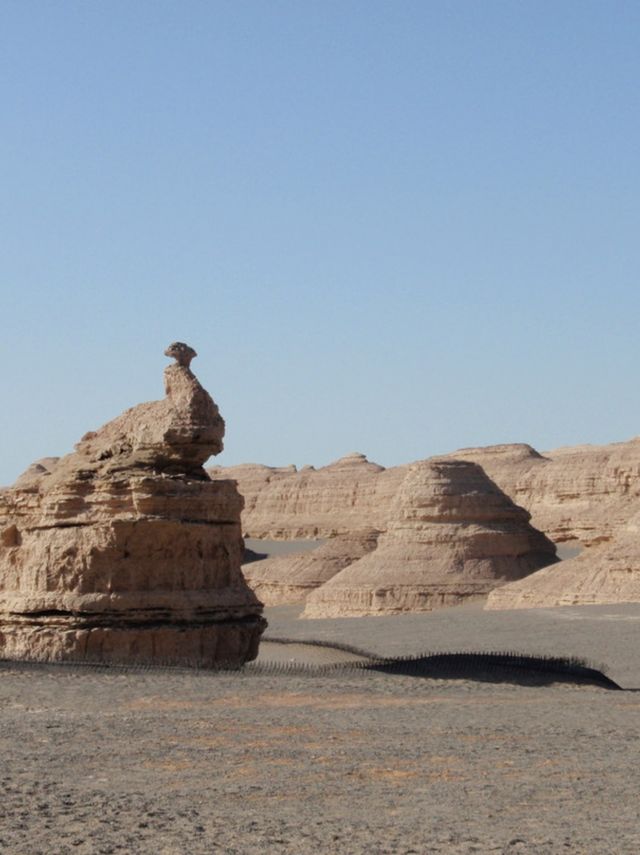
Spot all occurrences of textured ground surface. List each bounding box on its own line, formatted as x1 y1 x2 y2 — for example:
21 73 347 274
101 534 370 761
2 600 640 854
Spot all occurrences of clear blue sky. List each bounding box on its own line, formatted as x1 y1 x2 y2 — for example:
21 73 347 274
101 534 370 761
2 1 639 485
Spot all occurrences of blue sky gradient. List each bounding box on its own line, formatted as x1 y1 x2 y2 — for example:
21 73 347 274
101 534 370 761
2 1 639 484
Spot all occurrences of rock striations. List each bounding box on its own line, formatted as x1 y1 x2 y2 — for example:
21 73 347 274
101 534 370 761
486 511 640 609
303 460 558 618
0 343 265 666
210 439 640 551
447 440 640 547
209 453 406 540
243 529 381 606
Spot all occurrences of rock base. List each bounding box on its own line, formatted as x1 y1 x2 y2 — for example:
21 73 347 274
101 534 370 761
0 616 266 667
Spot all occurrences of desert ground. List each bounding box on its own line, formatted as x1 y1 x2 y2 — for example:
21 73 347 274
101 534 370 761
2 556 639 855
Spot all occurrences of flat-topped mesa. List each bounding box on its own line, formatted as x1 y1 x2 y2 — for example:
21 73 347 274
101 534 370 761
0 343 265 667
303 459 558 618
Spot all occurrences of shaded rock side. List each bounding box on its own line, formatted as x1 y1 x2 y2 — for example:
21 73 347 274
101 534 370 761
486 511 640 610
303 460 558 618
209 453 406 539
242 529 381 606
0 343 265 666
448 439 640 546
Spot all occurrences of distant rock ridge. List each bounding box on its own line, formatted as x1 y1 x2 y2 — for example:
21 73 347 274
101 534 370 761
210 437 640 611
302 460 558 618
0 342 265 666
210 438 640 548
449 439 640 546
209 453 405 540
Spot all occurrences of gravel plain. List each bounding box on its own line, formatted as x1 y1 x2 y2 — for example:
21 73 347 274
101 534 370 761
2 597 640 854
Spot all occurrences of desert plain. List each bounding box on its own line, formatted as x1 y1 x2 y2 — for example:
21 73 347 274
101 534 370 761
2 587 639 855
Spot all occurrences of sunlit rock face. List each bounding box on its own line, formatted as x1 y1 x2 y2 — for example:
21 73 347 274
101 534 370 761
243 529 381 605
210 439 640 550
446 440 640 547
0 343 266 666
209 453 407 540
302 459 558 618
486 510 640 610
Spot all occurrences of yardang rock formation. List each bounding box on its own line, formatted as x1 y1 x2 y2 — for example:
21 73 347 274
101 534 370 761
243 529 381 606
211 439 640 550
303 460 558 618
209 452 406 540
486 510 640 609
0 343 266 666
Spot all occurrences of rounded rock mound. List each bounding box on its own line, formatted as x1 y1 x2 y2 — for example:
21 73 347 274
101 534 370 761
486 510 640 609
303 459 558 618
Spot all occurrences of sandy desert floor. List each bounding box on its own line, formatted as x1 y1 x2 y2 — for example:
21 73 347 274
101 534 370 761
2 594 640 855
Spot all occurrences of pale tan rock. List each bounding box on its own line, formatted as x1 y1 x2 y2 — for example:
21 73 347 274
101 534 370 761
68 342 225 477
486 511 640 609
12 458 60 489
209 453 406 539
0 343 265 666
211 437 640 550
448 439 640 546
303 460 557 618
243 529 380 605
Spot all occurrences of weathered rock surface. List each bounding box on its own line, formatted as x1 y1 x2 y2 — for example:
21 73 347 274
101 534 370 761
447 440 640 547
209 453 406 539
243 529 381 605
211 439 640 552
486 511 640 609
11 458 61 490
0 343 265 666
303 460 558 618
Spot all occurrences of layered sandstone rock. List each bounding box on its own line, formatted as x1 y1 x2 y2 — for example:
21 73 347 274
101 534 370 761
243 529 380 605
447 439 640 546
209 453 406 539
0 342 265 666
303 460 558 618
486 511 640 609
212 438 640 550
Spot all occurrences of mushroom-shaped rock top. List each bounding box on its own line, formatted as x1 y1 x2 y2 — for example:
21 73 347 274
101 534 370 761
165 341 197 368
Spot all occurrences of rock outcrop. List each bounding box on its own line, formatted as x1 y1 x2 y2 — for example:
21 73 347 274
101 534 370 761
243 529 381 605
211 438 640 551
302 460 558 618
209 453 406 539
447 440 640 547
0 343 265 666
486 511 640 609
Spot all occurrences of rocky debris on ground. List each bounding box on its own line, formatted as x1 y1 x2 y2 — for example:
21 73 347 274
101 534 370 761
302 459 558 618
0 342 265 666
243 529 381 605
